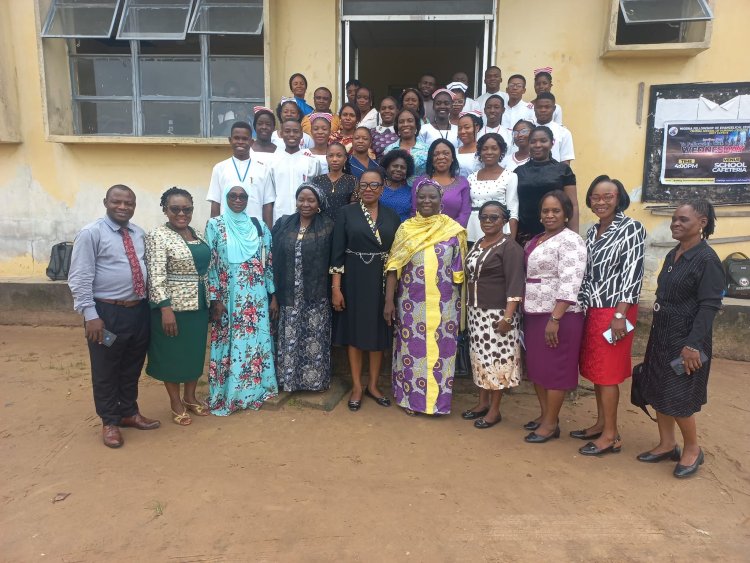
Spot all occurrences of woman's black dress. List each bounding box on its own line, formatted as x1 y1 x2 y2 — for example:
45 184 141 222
330 202 400 351
642 240 724 417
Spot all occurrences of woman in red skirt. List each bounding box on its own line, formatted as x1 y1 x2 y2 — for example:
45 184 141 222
576 175 646 455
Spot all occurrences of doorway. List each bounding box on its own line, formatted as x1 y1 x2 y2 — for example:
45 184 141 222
347 20 485 104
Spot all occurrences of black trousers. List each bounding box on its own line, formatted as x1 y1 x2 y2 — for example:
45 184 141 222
87 301 150 425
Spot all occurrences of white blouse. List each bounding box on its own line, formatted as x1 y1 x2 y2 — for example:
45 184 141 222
419 123 459 148
456 151 481 178
466 168 519 241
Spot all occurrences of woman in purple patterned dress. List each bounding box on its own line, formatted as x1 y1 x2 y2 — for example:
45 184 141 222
384 181 468 416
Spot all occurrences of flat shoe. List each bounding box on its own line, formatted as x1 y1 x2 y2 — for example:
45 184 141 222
569 428 603 441
673 449 704 478
403 407 419 417
523 420 541 431
579 436 622 456
474 415 501 429
347 400 362 412
637 446 681 463
365 388 391 407
182 399 209 416
462 408 489 420
524 426 561 443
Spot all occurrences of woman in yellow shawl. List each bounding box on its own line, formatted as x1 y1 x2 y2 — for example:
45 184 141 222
384 180 467 416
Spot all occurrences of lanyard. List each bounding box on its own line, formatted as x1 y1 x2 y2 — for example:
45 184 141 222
232 157 251 183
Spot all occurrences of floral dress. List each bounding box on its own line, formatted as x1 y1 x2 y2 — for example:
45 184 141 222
206 217 277 415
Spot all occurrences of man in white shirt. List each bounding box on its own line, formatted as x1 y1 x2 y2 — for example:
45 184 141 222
475 66 509 111
270 119 321 225
207 121 275 228
533 92 575 165
501 74 535 129
533 70 563 124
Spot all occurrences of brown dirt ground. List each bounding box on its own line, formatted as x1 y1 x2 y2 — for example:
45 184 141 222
1 326 749 562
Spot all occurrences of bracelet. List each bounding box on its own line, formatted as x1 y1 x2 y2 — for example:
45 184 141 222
685 346 699 353
549 315 561 322
332 285 341 289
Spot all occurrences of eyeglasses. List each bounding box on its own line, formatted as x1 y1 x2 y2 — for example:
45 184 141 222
358 182 383 191
589 194 617 203
479 214 502 222
507 83 525 89
512 128 531 137
167 206 194 215
227 193 249 201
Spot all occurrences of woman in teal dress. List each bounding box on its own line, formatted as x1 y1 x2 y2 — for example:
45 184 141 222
206 185 278 416
146 187 211 426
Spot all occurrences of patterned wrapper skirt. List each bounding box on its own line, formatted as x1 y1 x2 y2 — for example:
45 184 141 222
468 307 521 390
579 306 639 385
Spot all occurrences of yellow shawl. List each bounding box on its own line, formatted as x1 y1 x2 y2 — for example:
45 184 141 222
385 212 468 279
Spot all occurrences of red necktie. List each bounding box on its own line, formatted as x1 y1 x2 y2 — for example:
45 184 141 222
119 228 146 298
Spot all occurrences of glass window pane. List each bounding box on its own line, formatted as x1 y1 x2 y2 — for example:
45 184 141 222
74 57 132 96
139 35 201 55
140 57 201 97
209 34 263 56
77 101 133 134
43 0 121 38
211 102 254 136
342 0 493 16
116 0 192 40
210 57 264 100
142 101 201 136
620 0 713 24
189 0 263 34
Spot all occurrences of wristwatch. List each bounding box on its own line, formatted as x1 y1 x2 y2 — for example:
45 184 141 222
503 317 513 324
613 312 625 320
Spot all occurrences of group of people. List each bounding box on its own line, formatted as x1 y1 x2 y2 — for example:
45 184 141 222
67 66 725 480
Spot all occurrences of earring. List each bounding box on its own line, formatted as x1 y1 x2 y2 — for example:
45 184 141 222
565 218 569 223
317 208 321 214
439 205 444 213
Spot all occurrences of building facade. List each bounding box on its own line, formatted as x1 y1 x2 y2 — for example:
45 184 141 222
1 0 748 290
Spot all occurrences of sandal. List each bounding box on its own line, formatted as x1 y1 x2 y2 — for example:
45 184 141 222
171 409 192 426
182 399 209 416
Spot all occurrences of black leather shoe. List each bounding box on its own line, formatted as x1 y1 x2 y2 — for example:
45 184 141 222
673 449 704 478
365 388 391 407
524 426 561 443
347 399 362 412
570 428 603 441
462 408 489 420
579 436 622 456
474 414 501 429
523 420 541 431
637 446 681 463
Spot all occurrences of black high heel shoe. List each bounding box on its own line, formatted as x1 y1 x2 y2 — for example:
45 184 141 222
636 445 681 463
462 408 489 420
524 426 561 443
569 428 603 441
579 436 622 456
364 388 391 407
673 448 704 478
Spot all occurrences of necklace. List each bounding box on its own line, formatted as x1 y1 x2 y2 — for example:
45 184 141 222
297 225 308 241
232 157 251 183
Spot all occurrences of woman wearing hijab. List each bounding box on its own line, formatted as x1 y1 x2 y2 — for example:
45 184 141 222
384 180 467 416
206 185 278 415
272 183 335 392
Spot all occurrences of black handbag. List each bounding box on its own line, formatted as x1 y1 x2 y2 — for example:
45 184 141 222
723 252 750 299
454 329 471 378
46 241 74 281
630 362 657 421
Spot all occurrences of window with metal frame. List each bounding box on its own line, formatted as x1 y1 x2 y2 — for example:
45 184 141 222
116 0 194 40
619 0 712 24
189 0 263 35
42 0 123 38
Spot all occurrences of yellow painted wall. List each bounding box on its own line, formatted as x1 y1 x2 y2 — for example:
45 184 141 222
0 0 748 290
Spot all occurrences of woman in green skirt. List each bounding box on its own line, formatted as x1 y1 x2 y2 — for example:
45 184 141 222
145 187 210 426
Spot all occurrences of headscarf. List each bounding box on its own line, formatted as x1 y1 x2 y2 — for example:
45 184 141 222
534 66 553 76
432 88 456 101
309 112 333 124
222 185 260 264
295 182 328 211
386 208 467 278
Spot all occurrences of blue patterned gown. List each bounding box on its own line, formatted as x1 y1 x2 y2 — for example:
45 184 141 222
206 217 277 415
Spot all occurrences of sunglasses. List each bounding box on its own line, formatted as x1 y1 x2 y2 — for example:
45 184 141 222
479 214 502 222
358 182 383 191
228 193 249 201
167 206 194 215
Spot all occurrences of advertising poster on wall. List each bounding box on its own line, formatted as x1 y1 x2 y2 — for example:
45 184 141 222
661 122 750 185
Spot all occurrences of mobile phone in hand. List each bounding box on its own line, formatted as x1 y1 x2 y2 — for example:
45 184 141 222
102 329 117 347
602 319 635 344
670 350 708 375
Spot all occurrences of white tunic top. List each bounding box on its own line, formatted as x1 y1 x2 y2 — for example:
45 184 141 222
477 124 513 150
475 91 509 111
535 120 575 163
466 169 519 241
206 156 275 219
500 148 530 172
359 108 379 129
271 130 314 150
456 151 481 178
311 153 329 174
501 100 535 129
418 122 459 148
270 149 321 224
